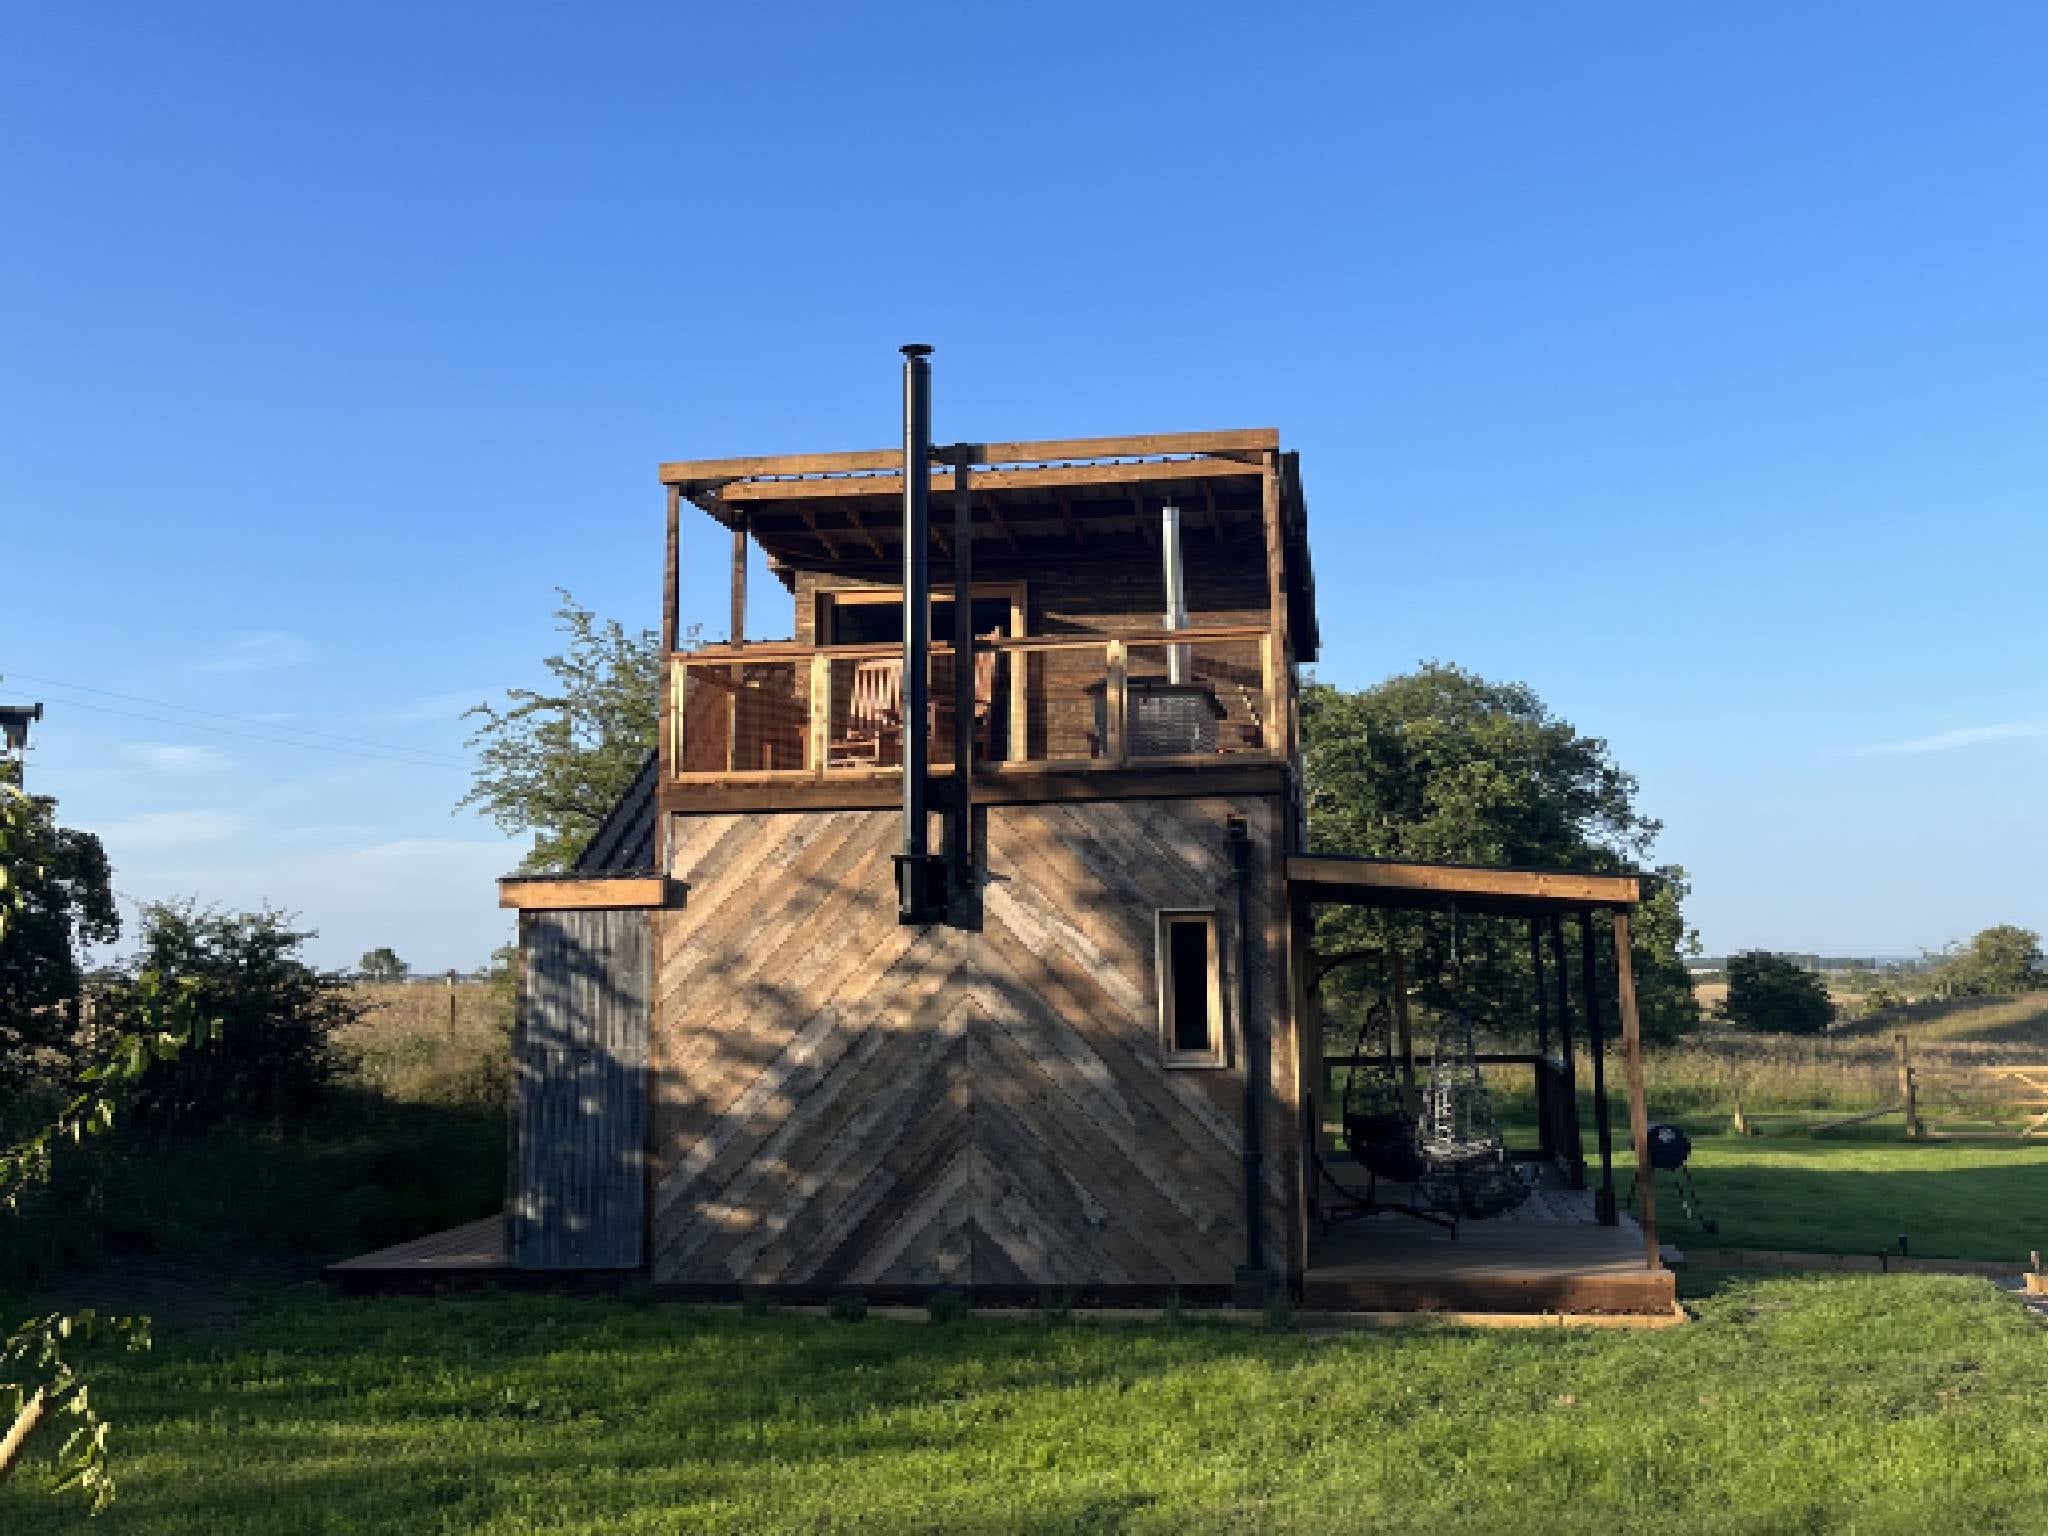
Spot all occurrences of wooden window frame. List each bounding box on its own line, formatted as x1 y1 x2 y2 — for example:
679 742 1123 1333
1156 908 1227 1069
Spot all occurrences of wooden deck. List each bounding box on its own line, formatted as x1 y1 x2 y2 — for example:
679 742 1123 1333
329 1217 507 1272
1305 1165 1675 1316
325 1217 509 1292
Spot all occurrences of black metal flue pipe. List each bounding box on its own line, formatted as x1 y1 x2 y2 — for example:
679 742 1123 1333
896 344 941 923
950 453 976 908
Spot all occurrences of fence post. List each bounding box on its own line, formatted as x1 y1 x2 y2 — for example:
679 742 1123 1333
1897 1034 1922 1138
447 969 458 1040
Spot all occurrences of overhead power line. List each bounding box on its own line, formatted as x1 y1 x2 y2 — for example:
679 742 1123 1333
15 696 468 769
0 668 473 767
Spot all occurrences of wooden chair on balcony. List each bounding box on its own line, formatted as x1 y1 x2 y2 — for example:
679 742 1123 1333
829 659 903 767
827 634 1001 769
934 631 1002 760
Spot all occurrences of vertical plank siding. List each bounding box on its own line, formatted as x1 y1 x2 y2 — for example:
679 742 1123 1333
648 795 1296 1292
510 908 650 1269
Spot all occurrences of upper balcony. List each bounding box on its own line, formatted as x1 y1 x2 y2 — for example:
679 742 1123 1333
654 430 1316 812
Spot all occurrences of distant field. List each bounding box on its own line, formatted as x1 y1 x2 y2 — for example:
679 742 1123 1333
340 981 509 1107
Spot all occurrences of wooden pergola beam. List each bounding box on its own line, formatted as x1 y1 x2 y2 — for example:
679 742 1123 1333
838 499 887 560
1127 487 1159 548
499 876 681 911
1287 857 1642 913
1051 487 1084 544
795 503 844 560
711 456 1260 504
658 428 1279 486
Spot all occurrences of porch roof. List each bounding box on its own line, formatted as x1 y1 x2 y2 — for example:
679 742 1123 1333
1286 855 1641 918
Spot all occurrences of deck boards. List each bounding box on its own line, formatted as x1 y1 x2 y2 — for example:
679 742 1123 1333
1305 1165 1672 1314
328 1217 507 1273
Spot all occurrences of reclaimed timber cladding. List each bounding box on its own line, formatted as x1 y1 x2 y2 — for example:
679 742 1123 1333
510 908 650 1269
647 794 1296 1293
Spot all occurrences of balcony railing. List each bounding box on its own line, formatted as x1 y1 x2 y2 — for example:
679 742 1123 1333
665 625 1280 785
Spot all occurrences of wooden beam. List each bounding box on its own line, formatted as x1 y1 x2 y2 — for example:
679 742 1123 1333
1050 486 1084 544
837 499 887 560
1286 857 1642 909
959 428 1278 465
498 876 679 911
1261 449 1294 782
982 492 1020 551
714 456 1261 504
730 522 747 644
795 502 844 559
656 759 1290 814
658 429 1279 485
1127 487 1158 548
1612 910 1659 1269
660 486 680 863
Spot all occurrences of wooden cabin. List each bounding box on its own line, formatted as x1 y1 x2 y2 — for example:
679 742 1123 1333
337 419 1673 1318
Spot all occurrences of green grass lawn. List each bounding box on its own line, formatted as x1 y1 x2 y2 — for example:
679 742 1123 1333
4 1276 2046 1535
1636 1134 2048 1263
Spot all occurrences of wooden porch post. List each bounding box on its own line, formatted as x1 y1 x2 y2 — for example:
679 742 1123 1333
1530 920 1552 1162
659 486 680 866
1612 909 1659 1268
1259 449 1299 847
1548 915 1585 1189
729 521 748 644
1580 914 1618 1222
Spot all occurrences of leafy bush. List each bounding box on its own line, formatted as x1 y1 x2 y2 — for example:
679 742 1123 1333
1719 951 1834 1035
109 903 358 1132
1926 925 2044 999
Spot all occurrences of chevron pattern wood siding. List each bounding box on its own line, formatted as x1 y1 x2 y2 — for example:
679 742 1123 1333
511 908 649 1269
648 795 1296 1291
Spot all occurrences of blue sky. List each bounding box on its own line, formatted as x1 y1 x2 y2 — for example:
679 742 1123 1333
3 3 2043 969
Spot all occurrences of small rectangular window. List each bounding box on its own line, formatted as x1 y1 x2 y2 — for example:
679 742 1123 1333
1157 910 1225 1067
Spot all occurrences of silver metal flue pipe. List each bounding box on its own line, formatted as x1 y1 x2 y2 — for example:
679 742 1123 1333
1161 504 1189 684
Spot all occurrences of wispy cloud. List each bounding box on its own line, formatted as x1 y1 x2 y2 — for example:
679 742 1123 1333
194 631 313 673
376 689 485 725
1854 721 2048 756
100 809 250 851
126 743 232 775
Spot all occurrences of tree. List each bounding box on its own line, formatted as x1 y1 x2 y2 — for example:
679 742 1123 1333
1926 925 2043 999
1719 951 1834 1034
113 904 355 1132
357 947 408 981
460 590 661 871
1 784 217 1511
0 789 119 1095
1301 663 1700 1044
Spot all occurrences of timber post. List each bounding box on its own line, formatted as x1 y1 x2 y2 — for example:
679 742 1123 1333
1580 915 1616 1219
1612 910 1659 1269
1898 1034 1922 1139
